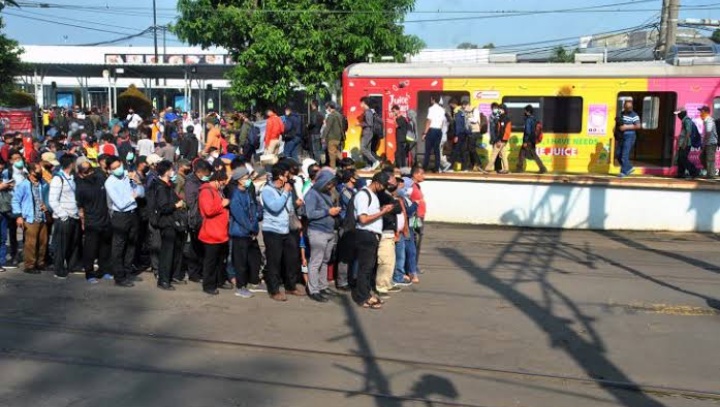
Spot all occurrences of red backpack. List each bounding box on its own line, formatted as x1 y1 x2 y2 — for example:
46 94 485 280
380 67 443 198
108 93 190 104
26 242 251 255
535 121 544 144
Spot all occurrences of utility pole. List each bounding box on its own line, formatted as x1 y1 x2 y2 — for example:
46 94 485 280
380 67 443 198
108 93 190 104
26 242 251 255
658 0 670 58
666 0 680 58
153 0 159 85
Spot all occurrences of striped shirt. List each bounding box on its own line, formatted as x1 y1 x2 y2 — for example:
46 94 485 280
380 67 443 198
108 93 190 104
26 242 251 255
622 111 640 137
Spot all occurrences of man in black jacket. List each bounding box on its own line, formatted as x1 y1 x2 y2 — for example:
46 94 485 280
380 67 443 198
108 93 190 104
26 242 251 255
153 160 185 291
179 126 199 161
183 159 212 283
76 159 112 284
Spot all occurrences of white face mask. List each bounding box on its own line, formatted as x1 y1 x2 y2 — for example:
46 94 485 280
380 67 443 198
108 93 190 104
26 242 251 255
211 153 219 159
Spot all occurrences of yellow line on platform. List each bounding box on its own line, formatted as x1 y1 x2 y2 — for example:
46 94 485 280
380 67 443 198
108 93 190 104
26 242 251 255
609 302 720 316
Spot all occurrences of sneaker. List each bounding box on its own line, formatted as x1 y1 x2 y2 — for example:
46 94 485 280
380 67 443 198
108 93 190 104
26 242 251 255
54 274 68 280
627 168 636 176
102 274 113 280
235 287 254 298
371 161 381 171
5 261 18 269
0 266 5 272
87 278 99 285
393 280 412 287
248 283 268 293
387 286 402 293
618 173 626 178
442 162 452 172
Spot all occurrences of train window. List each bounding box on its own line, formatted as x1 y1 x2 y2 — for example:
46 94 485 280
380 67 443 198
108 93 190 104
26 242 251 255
714 97 720 119
641 96 660 130
502 96 583 133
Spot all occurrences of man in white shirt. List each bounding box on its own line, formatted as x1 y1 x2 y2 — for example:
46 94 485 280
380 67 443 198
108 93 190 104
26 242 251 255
137 130 155 158
351 171 394 309
422 95 447 172
182 112 194 135
126 108 143 135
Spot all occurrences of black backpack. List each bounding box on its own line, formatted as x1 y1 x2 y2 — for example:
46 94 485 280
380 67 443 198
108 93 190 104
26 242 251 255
371 111 384 139
145 180 160 228
340 189 371 233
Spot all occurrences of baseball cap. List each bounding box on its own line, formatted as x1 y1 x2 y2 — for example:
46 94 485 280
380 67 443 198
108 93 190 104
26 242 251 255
146 153 163 165
698 105 711 113
41 152 60 166
231 167 250 181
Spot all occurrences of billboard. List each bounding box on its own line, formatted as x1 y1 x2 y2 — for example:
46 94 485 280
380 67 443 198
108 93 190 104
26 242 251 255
104 54 234 65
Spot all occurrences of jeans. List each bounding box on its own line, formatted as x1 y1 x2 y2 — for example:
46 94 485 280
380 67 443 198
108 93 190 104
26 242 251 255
702 144 717 179
620 133 636 175
307 229 336 295
0 213 7 266
111 211 139 283
393 237 406 283
262 231 299 295
351 230 379 305
283 136 301 161
311 133 325 165
361 131 378 166
53 218 80 277
230 237 262 288
423 128 442 172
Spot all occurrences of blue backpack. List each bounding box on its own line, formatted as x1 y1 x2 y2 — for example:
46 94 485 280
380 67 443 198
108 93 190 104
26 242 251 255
690 121 702 149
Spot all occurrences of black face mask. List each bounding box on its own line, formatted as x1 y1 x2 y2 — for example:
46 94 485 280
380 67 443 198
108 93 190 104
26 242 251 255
387 185 398 193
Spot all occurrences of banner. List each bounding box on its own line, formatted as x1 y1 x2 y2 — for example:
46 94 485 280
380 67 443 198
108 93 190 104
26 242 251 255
587 104 607 136
105 54 234 65
0 108 34 134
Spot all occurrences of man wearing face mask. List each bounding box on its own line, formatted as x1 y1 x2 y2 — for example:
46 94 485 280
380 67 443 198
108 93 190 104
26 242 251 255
4 151 26 268
153 160 186 290
485 104 511 174
105 156 145 287
11 163 50 275
184 159 212 283
75 158 113 284
228 167 263 299
144 153 164 276
49 154 81 279
303 168 341 302
375 172 403 297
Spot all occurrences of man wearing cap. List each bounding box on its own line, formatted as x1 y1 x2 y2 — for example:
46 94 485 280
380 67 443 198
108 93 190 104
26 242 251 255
699 106 718 179
228 167 262 298
48 154 81 279
41 152 59 168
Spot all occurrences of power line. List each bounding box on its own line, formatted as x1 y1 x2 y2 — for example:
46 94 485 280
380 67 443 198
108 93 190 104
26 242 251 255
3 10 138 36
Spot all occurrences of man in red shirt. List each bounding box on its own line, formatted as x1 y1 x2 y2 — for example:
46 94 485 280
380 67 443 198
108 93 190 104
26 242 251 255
409 165 427 269
264 108 284 156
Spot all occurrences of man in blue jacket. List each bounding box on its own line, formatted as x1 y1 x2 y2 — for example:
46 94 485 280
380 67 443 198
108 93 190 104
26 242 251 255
282 105 303 161
229 167 263 299
450 98 471 172
11 163 50 274
516 105 547 174
304 169 341 302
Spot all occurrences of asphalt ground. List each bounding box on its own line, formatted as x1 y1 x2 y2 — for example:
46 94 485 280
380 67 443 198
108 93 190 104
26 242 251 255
0 224 719 407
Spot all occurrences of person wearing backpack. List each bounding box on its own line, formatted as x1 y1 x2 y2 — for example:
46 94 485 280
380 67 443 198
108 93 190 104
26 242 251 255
449 98 471 172
359 97 381 171
282 105 303 161
516 105 548 174
675 110 699 178
485 104 512 174
48 154 81 279
467 104 488 173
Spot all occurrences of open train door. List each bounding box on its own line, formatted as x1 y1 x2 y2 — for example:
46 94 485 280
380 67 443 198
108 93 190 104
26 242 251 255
617 92 677 167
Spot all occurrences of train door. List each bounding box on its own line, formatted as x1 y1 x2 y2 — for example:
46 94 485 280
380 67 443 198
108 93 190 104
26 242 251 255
617 92 677 167
416 90 470 169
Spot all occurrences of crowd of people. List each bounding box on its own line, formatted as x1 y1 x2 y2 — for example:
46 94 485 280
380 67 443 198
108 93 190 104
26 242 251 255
1 103 430 310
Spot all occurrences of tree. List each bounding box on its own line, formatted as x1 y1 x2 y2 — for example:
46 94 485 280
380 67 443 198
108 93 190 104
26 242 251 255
712 29 720 44
0 16 24 105
457 42 479 49
482 43 495 49
549 46 578 63
172 0 424 109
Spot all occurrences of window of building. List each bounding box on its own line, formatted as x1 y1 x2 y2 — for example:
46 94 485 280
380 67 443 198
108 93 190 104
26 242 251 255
502 96 583 133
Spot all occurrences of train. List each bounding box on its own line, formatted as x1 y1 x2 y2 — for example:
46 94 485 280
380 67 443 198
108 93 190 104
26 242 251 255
341 61 720 176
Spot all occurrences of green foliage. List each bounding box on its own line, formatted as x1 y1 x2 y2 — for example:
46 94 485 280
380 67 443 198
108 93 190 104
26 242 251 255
457 42 479 49
0 16 24 105
3 90 35 108
549 46 578 63
712 29 720 44
172 0 424 109
117 85 152 117
482 42 495 49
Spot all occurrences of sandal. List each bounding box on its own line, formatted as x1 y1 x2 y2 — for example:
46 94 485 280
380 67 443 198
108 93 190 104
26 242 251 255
370 296 385 305
362 300 382 310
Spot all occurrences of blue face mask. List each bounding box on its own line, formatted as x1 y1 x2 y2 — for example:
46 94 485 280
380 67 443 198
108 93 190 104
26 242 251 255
126 152 135 161
13 161 24 170
201 175 210 182
244 179 252 189
170 174 177 182
113 165 124 178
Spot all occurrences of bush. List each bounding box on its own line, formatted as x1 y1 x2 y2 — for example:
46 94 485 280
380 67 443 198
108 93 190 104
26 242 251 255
1 90 36 108
117 84 152 117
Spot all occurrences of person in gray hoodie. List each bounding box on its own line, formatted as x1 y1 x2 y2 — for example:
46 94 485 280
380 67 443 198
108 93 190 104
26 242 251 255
303 168 341 302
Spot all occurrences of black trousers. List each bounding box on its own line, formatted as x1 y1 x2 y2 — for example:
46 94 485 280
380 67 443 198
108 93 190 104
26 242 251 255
287 230 302 286
147 224 161 272
202 242 227 292
4 213 18 260
134 215 150 269
451 134 469 170
111 211 139 283
185 229 204 281
677 147 698 177
262 231 299 295
159 227 184 285
516 143 547 173
468 132 483 169
395 141 408 168
351 230 379 305
231 237 262 288
53 218 80 277
83 227 112 280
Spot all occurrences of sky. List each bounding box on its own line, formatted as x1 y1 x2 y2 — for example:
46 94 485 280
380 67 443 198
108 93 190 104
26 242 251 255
2 0 719 50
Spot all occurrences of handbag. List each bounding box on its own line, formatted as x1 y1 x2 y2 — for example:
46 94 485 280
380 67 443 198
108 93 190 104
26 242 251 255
173 209 188 232
0 190 12 214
